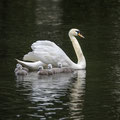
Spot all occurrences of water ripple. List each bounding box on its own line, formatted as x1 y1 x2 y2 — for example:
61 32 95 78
15 70 86 119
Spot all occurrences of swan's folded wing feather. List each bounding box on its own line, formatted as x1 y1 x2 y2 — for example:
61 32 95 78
23 40 73 66
31 40 59 50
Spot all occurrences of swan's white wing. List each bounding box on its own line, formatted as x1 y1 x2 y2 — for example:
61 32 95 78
23 40 73 66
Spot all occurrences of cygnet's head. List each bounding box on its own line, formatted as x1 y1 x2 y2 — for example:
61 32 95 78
68 28 84 38
38 66 43 70
58 62 62 68
17 65 23 70
16 63 22 68
48 64 52 69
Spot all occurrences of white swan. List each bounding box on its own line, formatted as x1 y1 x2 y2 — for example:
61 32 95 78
17 28 86 70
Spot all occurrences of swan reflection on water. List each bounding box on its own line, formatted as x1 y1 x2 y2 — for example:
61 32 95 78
69 70 86 120
16 70 86 119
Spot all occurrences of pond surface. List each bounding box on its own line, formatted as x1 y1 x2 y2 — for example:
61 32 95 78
0 0 120 120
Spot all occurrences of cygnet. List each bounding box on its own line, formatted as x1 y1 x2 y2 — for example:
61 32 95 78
15 63 29 72
15 65 28 76
47 64 54 75
49 63 63 74
58 63 74 73
37 66 48 75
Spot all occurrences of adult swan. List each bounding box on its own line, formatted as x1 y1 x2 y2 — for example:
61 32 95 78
17 28 86 70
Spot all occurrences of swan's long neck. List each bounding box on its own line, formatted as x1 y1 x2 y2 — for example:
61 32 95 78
69 35 84 64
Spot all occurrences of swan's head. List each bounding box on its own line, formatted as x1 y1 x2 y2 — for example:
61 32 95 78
38 66 43 70
48 64 53 69
69 28 84 38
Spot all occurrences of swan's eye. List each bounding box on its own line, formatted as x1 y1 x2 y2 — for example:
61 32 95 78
76 30 80 34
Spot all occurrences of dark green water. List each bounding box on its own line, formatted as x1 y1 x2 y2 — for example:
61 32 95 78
0 0 120 120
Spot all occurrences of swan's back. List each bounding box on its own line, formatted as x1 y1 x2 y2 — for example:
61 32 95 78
23 40 74 67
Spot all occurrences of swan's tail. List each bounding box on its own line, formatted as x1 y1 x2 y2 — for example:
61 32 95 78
16 59 44 70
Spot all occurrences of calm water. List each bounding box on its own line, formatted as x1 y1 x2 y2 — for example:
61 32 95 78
0 0 120 120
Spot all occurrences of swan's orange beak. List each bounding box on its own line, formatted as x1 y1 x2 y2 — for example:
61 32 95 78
78 33 85 38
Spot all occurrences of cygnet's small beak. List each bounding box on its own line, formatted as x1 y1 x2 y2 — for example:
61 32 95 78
78 33 85 38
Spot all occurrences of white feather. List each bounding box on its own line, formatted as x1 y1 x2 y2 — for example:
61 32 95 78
23 40 73 67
